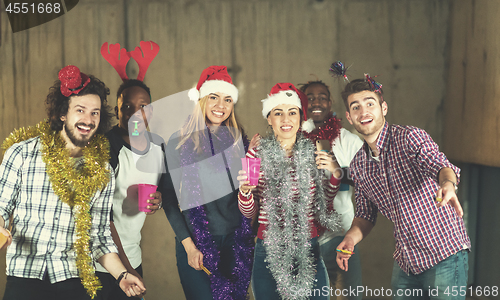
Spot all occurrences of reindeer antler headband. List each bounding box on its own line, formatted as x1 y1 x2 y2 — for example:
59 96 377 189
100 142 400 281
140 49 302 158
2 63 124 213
101 41 159 81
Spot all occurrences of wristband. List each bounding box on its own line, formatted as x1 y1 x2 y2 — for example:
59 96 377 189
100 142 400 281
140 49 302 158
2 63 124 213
440 179 458 193
238 193 254 205
116 271 128 286
239 188 252 198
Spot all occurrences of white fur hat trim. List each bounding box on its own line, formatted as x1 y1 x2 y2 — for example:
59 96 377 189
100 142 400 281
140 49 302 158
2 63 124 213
188 88 200 102
301 119 315 133
261 90 301 118
199 80 238 103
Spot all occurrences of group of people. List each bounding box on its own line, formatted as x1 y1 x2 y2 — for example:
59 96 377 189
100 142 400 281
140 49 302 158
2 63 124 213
0 49 470 300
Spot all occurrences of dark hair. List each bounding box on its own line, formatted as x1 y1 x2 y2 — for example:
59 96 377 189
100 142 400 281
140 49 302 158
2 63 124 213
45 75 113 134
297 80 331 100
116 79 151 102
341 79 384 110
266 108 304 122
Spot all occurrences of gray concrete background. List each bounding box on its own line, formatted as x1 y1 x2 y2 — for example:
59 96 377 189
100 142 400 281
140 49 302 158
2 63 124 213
0 1 497 299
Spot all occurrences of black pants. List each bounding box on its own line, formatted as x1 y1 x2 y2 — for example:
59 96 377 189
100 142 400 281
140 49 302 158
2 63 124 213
3 276 91 300
95 265 143 300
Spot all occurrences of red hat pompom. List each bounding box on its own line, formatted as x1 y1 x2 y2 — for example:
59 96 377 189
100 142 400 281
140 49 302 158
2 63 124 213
58 65 90 97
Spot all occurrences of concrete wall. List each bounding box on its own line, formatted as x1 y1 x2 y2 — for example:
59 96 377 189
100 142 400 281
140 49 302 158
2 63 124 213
444 0 500 168
446 1 500 297
0 0 474 299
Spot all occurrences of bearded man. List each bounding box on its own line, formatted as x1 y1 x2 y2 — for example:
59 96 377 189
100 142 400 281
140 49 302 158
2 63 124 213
0 65 145 300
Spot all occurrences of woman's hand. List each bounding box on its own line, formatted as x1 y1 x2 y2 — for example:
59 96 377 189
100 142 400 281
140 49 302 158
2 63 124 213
186 247 204 270
237 170 256 194
249 134 261 150
315 151 342 179
182 237 203 270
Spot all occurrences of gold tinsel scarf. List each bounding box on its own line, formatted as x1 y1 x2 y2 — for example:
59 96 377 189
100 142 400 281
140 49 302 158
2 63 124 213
1 121 110 298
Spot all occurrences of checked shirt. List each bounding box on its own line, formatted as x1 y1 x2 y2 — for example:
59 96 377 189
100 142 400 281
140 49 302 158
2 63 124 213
0 136 118 283
350 122 470 275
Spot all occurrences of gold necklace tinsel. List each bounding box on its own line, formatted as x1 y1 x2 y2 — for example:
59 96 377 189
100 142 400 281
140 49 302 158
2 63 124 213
2 121 110 298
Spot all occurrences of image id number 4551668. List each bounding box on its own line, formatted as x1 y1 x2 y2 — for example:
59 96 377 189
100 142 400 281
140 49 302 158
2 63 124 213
5 2 61 14
443 286 498 297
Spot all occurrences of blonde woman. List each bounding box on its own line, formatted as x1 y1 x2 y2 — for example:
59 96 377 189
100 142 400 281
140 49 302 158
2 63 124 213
163 66 255 300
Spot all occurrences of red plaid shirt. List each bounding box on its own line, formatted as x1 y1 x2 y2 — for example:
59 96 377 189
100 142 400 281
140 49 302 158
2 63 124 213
351 122 470 274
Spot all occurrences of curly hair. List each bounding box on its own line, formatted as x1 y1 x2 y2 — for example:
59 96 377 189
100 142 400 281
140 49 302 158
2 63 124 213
45 75 113 134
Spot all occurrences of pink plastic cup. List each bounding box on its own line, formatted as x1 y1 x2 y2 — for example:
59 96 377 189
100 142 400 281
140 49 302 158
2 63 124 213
241 158 261 186
138 184 157 212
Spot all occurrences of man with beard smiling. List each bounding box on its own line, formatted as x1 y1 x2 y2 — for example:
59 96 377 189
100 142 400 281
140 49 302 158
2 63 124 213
0 65 145 300
299 80 363 300
336 78 470 300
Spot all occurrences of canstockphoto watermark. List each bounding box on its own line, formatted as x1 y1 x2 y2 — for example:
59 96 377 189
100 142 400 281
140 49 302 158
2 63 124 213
290 285 425 298
290 285 499 298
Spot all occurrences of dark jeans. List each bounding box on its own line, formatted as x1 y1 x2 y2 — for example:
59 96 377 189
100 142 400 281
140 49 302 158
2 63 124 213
3 276 91 300
95 265 143 300
175 233 237 300
252 237 329 300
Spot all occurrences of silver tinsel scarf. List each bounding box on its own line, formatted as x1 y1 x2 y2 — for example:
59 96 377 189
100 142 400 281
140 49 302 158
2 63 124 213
258 133 341 300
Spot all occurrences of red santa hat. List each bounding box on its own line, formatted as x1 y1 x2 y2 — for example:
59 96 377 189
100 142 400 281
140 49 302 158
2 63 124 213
261 82 315 133
188 66 239 103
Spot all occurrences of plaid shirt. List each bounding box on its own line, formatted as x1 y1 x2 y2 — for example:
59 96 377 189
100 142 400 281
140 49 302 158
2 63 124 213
351 122 470 275
0 136 118 283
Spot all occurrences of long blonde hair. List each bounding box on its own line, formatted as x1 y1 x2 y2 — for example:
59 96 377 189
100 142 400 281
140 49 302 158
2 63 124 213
176 95 243 153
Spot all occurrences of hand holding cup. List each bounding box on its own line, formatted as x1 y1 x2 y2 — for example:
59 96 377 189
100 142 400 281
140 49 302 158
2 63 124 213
138 184 158 213
238 158 261 194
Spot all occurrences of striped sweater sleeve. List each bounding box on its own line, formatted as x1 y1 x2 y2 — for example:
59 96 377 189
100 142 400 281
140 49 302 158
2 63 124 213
325 174 341 211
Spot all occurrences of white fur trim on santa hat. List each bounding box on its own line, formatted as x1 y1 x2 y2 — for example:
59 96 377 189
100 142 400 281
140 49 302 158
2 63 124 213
261 90 301 118
188 88 200 102
199 80 239 103
301 119 315 133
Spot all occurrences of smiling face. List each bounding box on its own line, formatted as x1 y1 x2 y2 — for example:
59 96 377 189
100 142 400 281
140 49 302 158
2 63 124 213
305 83 332 125
204 92 234 126
345 90 387 143
60 94 101 148
267 104 301 147
116 86 152 135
